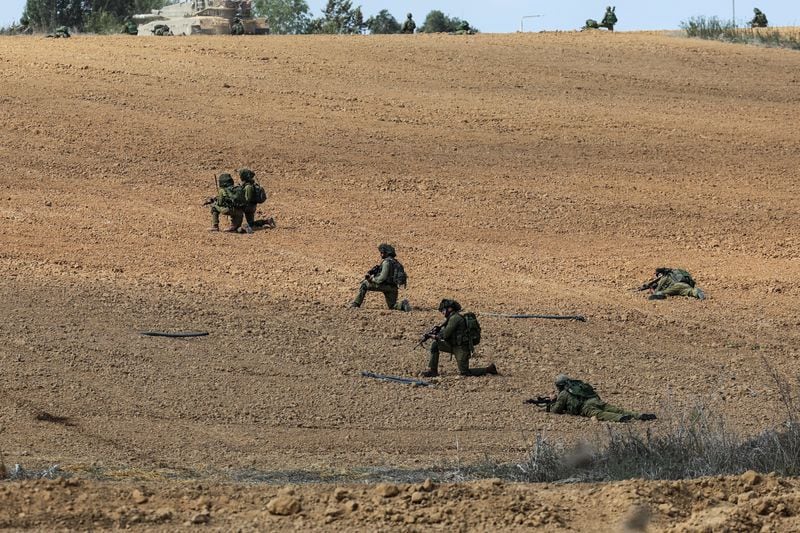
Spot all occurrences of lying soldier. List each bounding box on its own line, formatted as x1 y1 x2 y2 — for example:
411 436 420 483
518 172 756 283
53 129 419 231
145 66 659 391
529 375 656 422
637 267 705 300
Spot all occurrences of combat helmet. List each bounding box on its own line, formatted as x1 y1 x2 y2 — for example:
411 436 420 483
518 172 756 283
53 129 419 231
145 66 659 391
218 173 234 187
238 168 255 181
377 243 396 257
438 299 462 313
554 374 571 389
407 13 413 18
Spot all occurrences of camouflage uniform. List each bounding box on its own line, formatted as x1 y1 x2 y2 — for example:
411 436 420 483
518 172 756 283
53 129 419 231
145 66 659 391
750 8 768 28
210 174 244 231
231 18 245 35
48 26 71 38
238 168 258 230
548 375 655 422
600 6 617 31
122 19 138 35
647 268 705 300
152 24 172 36
423 299 497 377
352 244 410 311
400 14 416 34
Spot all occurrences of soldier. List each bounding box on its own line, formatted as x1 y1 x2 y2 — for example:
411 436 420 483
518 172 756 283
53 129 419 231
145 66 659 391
638 267 705 300
400 13 416 34
599 6 617 31
121 18 138 35
750 8 768 28
238 168 259 234
351 244 411 311
47 26 71 38
421 299 497 378
152 24 172 36
231 18 246 35
208 173 245 232
451 20 474 35
543 374 656 422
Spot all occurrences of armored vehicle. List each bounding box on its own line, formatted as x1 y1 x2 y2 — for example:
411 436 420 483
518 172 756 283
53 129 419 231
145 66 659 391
133 0 269 36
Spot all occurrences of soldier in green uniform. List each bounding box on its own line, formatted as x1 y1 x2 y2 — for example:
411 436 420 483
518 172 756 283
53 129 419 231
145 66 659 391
750 8 768 28
208 173 245 232
451 20 474 35
152 24 172 36
545 375 656 422
599 6 617 31
400 13 416 34
121 18 138 35
421 299 498 378
231 18 246 35
238 168 258 234
351 244 411 311
47 26 71 38
638 267 705 300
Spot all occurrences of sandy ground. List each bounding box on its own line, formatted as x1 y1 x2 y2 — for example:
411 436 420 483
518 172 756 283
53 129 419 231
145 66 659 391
1 31 799 529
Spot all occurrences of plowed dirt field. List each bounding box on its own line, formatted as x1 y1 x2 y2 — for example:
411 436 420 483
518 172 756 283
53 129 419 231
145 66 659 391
1 31 799 530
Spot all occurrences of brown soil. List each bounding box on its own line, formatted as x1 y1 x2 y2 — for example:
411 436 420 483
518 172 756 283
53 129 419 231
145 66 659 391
1 31 799 530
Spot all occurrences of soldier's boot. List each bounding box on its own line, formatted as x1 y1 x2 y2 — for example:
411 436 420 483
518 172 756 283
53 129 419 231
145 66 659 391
421 368 438 378
619 415 634 422
265 216 276 228
486 363 498 375
694 288 706 300
639 413 657 421
238 224 254 234
208 224 219 232
223 225 238 232
400 299 412 312
349 301 361 308
648 293 667 300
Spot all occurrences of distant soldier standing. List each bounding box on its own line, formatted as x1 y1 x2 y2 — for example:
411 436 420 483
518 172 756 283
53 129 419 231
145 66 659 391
121 17 138 35
208 173 245 232
400 13 416 34
600 6 617 31
536 374 656 422
420 299 497 378
351 244 411 311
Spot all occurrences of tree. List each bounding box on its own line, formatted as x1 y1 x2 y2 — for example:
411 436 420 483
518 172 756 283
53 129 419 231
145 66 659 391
253 0 310 34
310 0 362 34
419 9 463 33
23 0 84 31
365 9 399 34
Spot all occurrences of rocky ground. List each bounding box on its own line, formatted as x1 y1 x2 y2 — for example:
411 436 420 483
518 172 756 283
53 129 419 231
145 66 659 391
1 31 799 530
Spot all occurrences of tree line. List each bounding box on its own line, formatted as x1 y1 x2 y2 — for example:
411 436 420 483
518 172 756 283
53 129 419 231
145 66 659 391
15 0 475 35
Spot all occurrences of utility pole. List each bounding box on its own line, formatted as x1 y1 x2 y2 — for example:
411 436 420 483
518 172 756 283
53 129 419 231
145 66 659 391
520 15 543 32
732 0 736 27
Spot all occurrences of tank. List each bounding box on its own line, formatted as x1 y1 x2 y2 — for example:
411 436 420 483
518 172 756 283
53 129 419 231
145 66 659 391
133 0 269 36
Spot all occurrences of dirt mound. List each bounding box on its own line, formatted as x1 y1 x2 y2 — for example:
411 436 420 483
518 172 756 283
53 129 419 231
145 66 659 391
1 31 800 528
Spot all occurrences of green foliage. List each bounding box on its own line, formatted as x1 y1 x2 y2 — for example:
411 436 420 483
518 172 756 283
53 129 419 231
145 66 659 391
84 10 123 34
365 9 400 34
681 16 800 50
309 0 362 34
419 9 464 33
253 0 310 34
21 0 166 32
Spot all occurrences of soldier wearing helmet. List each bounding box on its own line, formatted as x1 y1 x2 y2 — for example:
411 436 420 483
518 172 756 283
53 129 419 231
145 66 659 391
208 173 246 232
350 244 410 311
237 168 258 234
420 299 498 378
400 13 416 33
541 374 656 422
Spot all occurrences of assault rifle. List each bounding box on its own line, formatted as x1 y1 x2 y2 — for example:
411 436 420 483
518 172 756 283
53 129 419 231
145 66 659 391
414 320 446 350
524 396 555 406
633 278 658 292
364 263 381 280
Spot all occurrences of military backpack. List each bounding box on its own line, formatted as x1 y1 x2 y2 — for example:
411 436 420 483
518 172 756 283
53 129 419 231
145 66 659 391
565 380 598 399
219 185 246 209
253 183 267 204
462 312 481 347
389 258 407 287
668 268 695 287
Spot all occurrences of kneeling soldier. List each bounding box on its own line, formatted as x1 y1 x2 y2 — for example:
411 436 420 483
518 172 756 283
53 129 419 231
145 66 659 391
351 243 410 311
421 299 497 378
